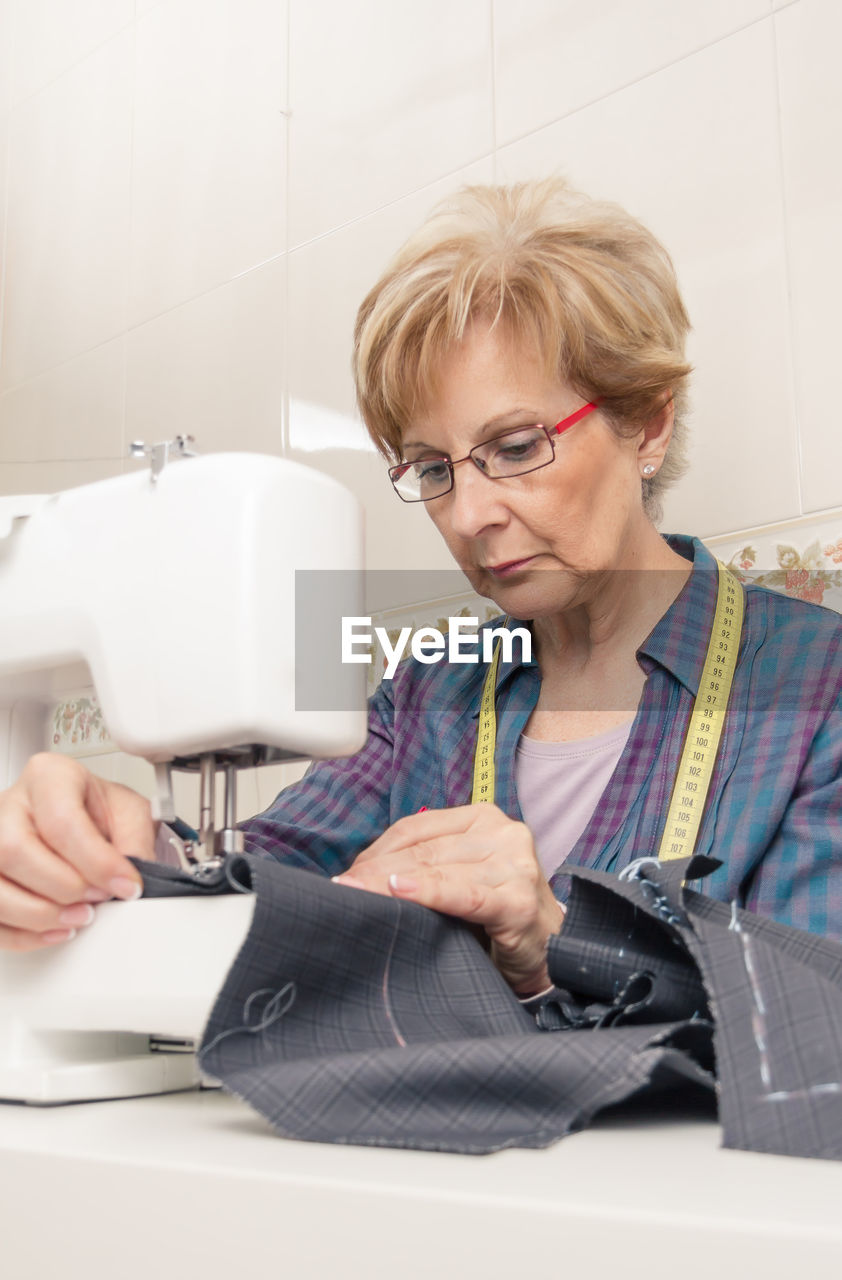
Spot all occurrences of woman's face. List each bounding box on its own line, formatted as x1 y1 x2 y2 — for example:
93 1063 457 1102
402 322 664 619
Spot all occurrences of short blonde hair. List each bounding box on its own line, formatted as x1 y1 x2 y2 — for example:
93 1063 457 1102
353 178 692 519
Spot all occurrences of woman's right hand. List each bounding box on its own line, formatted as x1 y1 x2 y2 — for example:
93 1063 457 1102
0 752 153 951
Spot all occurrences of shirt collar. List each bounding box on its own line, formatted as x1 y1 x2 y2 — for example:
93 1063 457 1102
465 618 536 719
638 535 720 696
493 619 537 690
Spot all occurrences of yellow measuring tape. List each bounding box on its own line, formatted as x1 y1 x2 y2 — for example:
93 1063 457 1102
471 563 744 866
656 561 744 861
470 617 507 805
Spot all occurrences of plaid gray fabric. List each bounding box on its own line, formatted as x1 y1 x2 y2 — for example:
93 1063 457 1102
548 856 842 1160
136 852 842 1158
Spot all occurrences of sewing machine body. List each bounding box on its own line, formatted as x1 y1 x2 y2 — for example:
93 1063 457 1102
0 451 366 1103
0 894 256 1103
0 451 366 782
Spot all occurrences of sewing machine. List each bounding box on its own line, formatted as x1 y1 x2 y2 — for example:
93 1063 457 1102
0 441 367 1103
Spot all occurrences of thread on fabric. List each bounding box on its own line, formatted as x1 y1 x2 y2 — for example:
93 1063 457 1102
619 857 663 883
381 903 407 1048
635 873 685 927
203 983 296 1056
620 858 687 924
728 901 842 1102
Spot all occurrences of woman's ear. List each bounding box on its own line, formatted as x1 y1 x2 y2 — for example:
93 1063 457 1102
637 392 674 474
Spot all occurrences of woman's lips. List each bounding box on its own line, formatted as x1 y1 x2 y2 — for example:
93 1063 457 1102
486 556 536 578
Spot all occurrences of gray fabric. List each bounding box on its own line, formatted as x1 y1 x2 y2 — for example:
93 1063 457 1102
133 852 842 1159
548 856 842 1160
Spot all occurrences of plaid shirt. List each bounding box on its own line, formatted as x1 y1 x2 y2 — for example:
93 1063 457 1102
242 536 842 939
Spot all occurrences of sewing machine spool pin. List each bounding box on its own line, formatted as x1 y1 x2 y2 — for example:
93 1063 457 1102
129 435 197 484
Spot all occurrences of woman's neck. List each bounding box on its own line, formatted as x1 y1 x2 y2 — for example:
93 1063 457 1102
530 534 692 681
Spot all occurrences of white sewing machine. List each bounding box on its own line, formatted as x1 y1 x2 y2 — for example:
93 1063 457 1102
0 441 367 1104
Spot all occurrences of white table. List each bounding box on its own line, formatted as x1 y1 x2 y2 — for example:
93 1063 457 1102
1 1088 841 1280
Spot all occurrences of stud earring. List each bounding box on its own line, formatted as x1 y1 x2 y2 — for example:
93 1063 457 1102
642 463 656 477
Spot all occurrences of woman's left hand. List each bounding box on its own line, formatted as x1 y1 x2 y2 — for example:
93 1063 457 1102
332 803 564 996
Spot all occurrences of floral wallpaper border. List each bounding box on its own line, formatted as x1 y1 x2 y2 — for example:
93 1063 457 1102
50 512 842 757
50 693 114 757
706 513 842 613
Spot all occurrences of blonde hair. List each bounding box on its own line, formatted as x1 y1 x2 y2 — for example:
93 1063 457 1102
353 178 692 519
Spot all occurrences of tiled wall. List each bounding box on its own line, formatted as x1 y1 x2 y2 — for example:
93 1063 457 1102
1 0 840 810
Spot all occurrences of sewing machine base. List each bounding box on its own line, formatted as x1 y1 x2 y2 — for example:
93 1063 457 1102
0 1036 207 1105
0 895 255 1105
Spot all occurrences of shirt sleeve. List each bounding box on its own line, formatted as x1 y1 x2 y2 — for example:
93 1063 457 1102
742 689 842 940
238 681 396 878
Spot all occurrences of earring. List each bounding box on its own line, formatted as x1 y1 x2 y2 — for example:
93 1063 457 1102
642 463 656 477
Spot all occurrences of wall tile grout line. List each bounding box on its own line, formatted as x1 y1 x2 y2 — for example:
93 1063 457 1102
492 10 779 157
768 8 805 517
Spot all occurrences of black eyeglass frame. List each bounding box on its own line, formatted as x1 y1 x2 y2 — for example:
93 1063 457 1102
388 401 599 503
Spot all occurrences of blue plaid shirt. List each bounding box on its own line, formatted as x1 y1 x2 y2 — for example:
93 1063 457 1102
242 536 842 939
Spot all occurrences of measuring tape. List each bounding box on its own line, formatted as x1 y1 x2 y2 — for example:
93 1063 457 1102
471 563 744 866
656 561 743 861
470 617 507 805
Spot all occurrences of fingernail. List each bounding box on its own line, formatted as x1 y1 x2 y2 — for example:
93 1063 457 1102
42 928 77 945
83 888 110 903
58 904 95 928
108 876 142 901
331 875 366 890
389 874 419 894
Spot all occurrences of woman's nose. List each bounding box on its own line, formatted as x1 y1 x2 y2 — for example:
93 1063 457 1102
443 458 509 539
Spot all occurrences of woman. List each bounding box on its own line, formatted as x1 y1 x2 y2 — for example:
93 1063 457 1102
1 179 840 990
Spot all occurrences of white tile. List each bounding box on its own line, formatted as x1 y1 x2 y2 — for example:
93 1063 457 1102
0 0 10 327
169 766 261 828
493 0 771 146
497 22 800 537
0 457 124 495
0 116 8 344
10 0 134 105
130 0 287 324
125 260 285 458
83 753 118 784
107 753 156 805
0 1 13 120
1 30 133 389
287 160 493 595
171 770 200 826
288 0 494 247
0 338 125 463
235 771 261 824
254 761 309 813
776 0 842 514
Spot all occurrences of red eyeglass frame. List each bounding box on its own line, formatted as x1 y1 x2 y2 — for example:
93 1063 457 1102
389 400 599 500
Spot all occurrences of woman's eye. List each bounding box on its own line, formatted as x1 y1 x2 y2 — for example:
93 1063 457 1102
493 435 540 464
416 460 449 483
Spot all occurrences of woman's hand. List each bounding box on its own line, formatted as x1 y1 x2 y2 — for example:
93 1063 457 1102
0 753 151 951
333 804 564 996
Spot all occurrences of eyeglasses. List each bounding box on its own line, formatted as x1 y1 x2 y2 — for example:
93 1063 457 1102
388 402 599 503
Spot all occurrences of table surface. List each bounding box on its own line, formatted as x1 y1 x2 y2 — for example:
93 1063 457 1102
2 1087 842 1280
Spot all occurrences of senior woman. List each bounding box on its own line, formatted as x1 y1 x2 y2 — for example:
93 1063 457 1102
0 180 840 995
